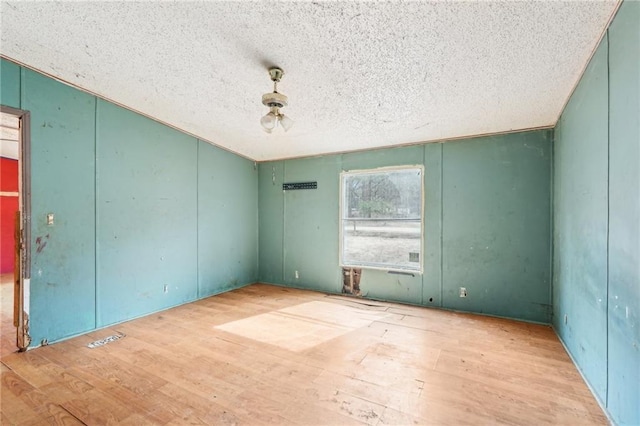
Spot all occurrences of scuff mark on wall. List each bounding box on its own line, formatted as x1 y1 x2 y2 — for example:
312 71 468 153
35 234 49 254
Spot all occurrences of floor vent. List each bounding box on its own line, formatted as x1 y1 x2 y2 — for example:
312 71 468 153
87 333 125 349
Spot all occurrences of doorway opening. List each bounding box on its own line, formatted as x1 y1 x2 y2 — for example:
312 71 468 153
1 106 31 354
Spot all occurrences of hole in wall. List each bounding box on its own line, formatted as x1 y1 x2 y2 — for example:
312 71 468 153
342 267 362 296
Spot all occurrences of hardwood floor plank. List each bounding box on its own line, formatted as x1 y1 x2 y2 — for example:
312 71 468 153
0 284 606 425
313 387 385 425
153 382 242 425
1 353 65 389
60 388 133 425
36 403 86 426
1 368 36 397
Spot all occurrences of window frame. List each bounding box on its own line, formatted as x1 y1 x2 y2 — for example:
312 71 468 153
339 164 425 274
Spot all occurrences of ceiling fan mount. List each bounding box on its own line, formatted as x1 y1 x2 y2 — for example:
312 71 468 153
268 67 284 83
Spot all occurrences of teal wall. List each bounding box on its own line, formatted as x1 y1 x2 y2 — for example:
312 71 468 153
1 59 20 108
2 3 637 419
553 2 639 424
259 130 553 323
26 68 98 341
1 59 258 346
96 100 199 326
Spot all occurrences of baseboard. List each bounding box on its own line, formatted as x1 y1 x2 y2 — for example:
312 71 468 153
552 325 615 426
257 280 550 326
26 280 255 351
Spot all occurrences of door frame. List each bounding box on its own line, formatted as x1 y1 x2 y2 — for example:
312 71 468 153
1 105 31 350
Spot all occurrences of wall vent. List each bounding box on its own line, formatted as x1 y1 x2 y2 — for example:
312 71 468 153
87 333 125 349
283 182 317 190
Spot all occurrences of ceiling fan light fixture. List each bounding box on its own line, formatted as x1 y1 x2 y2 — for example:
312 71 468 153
260 67 292 133
279 114 294 132
260 110 278 131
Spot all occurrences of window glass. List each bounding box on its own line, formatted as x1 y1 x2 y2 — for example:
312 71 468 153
341 166 423 272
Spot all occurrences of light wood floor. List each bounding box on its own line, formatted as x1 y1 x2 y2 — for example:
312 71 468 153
1 273 18 359
1 283 606 425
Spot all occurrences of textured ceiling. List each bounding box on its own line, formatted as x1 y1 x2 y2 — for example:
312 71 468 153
0 1 619 161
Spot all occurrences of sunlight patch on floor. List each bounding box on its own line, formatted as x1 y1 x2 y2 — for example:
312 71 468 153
215 300 390 352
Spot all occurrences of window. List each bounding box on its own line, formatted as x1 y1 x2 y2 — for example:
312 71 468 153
340 166 423 272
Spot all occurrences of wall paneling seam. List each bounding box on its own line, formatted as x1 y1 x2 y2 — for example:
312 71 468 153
281 161 286 283
18 66 23 110
549 130 554 322
439 143 444 308
196 140 200 298
94 97 98 329
605 29 610 409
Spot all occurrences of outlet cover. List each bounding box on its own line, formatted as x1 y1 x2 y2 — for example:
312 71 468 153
459 287 467 297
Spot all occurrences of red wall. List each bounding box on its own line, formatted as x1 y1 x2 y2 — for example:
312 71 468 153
1 157 19 273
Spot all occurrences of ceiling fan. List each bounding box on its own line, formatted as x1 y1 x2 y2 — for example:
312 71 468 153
260 67 293 133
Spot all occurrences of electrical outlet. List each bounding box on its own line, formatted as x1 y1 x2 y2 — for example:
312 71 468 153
163 285 169 294
46 213 54 225
294 270 299 279
459 287 467 297
564 314 568 325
